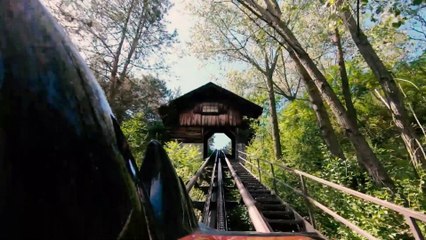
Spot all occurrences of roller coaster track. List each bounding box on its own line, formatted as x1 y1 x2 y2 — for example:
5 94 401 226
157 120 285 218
188 150 322 238
187 150 426 240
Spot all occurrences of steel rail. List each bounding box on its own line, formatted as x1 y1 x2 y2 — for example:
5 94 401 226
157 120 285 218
202 153 218 227
216 152 227 230
238 156 256 171
224 156 272 233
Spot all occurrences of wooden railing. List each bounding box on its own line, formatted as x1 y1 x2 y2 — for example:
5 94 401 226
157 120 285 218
238 150 426 240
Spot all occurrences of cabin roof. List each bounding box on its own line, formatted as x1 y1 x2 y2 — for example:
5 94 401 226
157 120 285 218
159 82 263 125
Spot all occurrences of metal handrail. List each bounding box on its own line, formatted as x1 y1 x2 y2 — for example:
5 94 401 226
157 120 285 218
186 157 210 192
238 150 426 240
251 162 376 240
239 156 257 169
202 154 218 225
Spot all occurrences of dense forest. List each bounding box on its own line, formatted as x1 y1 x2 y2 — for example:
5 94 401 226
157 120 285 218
45 0 426 239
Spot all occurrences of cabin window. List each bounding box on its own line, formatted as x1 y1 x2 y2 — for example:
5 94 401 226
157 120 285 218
202 104 219 114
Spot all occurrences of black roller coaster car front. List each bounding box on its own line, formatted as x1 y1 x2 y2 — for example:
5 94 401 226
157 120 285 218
0 0 156 239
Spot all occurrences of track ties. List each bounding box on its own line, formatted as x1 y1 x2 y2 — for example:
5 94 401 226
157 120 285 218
231 161 306 233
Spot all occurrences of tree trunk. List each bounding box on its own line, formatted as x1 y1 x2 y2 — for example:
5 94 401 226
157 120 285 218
297 48 395 189
118 1 148 85
266 73 283 160
264 49 282 160
332 28 357 121
289 49 346 160
237 0 395 189
107 0 137 117
218 15 283 160
337 0 425 171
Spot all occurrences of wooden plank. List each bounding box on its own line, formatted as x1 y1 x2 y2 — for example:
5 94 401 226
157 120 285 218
224 157 272 233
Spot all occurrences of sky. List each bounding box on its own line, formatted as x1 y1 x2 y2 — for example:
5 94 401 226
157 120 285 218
163 1 234 148
41 0 237 148
210 133 231 150
160 0 246 95
161 0 224 95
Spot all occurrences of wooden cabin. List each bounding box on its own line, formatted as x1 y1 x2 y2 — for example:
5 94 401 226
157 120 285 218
159 82 262 159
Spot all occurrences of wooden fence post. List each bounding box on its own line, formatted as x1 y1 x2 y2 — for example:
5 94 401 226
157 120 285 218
404 215 425 240
270 163 278 194
256 158 262 184
299 175 316 228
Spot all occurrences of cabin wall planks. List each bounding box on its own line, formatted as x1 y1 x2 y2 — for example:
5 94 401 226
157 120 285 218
179 103 242 127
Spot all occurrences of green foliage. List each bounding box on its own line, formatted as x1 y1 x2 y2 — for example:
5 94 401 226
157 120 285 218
395 53 426 130
279 100 325 173
244 53 426 238
164 141 202 183
246 115 275 163
121 112 149 167
227 205 254 231
121 0 424 238
121 113 167 167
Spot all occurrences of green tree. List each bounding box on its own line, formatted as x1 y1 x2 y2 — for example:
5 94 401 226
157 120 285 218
164 141 203 182
334 0 426 174
44 0 176 121
121 113 149 166
105 75 171 121
234 0 395 189
190 1 303 160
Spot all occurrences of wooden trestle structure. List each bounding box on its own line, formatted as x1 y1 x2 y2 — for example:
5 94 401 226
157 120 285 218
186 151 322 238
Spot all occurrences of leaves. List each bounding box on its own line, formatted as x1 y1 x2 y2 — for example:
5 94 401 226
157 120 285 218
44 0 176 120
121 113 149 166
413 0 425 5
164 141 202 183
243 49 426 239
